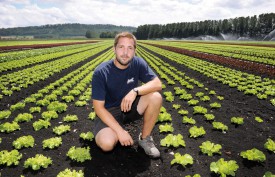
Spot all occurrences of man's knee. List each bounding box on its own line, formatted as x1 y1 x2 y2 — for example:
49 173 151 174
95 128 118 152
150 92 163 105
96 138 117 152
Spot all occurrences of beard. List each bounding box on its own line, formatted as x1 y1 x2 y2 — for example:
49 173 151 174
116 55 133 66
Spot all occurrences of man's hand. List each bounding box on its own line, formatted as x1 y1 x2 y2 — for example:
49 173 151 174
121 89 137 112
117 130 134 146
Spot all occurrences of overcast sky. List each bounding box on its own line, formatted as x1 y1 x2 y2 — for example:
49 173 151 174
0 0 274 28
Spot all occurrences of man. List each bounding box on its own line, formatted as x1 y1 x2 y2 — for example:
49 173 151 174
92 32 162 158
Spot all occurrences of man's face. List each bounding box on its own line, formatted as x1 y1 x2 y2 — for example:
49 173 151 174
114 37 135 68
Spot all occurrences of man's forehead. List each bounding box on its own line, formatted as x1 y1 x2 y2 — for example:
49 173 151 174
117 38 135 46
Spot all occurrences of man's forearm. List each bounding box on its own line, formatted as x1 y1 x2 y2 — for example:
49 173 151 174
135 77 162 96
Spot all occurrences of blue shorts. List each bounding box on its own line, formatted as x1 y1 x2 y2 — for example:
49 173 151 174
93 96 142 136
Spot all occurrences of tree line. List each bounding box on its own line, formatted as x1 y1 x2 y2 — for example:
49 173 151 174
0 24 136 38
134 13 275 40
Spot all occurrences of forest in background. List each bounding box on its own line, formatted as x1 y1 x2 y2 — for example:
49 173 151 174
0 24 136 38
135 13 275 40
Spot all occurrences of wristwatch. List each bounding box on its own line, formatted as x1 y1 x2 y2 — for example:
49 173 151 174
133 88 139 96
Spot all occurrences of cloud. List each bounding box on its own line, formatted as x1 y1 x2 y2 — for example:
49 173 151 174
0 0 274 28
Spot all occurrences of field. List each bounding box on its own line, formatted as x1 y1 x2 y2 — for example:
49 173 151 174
0 39 274 177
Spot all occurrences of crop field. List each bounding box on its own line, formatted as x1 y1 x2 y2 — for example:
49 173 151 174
0 40 274 177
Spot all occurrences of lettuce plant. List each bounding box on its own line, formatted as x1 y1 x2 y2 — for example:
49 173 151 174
171 153 193 168
53 125 71 135
210 158 239 177
204 114 215 121
57 168 84 177
189 126 206 138
210 102 221 109
45 94 57 101
42 111 58 121
80 132 94 141
68 89 81 96
0 110 11 120
63 114 78 122
200 141 222 156
160 134 185 148
62 95 75 103
24 154 52 170
10 102 25 111
159 123 174 133
47 101 67 113
240 148 266 162
88 112 96 120
29 106 41 113
43 137 62 149
187 99 199 106
158 112 172 122
172 104 181 110
209 90 216 95
264 138 275 153
182 116 196 125
231 117 244 125
75 100 87 107
14 113 33 123
163 91 174 102
33 119 51 131
0 149 22 166
179 93 192 100
217 96 224 100
255 116 263 123
193 106 207 114
0 121 20 133
36 99 50 106
27 96 39 103
178 109 189 115
67 146 91 163
200 96 210 102
212 122 228 132
13 135 35 149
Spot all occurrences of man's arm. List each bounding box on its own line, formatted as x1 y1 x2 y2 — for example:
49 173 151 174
93 99 134 146
121 77 162 112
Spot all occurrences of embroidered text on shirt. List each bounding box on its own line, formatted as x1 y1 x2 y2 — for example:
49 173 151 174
127 77 134 84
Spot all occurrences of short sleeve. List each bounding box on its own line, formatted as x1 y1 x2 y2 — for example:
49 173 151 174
138 58 157 83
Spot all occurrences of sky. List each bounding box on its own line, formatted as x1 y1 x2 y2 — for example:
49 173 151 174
0 0 274 28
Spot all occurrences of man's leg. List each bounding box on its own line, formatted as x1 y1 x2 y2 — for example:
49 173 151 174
95 127 118 152
94 107 121 152
137 91 162 139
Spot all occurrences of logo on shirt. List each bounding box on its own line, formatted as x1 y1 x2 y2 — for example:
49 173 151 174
127 77 134 84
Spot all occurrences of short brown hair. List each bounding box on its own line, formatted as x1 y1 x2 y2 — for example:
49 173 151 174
114 32 137 48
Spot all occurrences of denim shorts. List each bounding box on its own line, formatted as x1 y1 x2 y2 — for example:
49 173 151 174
93 96 142 136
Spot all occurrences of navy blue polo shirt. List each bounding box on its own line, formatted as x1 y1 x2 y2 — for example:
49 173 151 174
92 56 156 108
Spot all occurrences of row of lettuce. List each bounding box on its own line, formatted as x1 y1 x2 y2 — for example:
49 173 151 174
0 46 114 176
136 45 275 177
143 40 275 66
139 43 275 107
0 41 112 99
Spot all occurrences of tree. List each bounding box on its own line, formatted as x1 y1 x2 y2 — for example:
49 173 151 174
85 30 96 38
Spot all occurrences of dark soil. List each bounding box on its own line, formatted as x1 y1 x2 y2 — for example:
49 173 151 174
0 45 275 177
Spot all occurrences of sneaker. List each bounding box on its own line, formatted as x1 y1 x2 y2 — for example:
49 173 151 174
138 134 160 158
